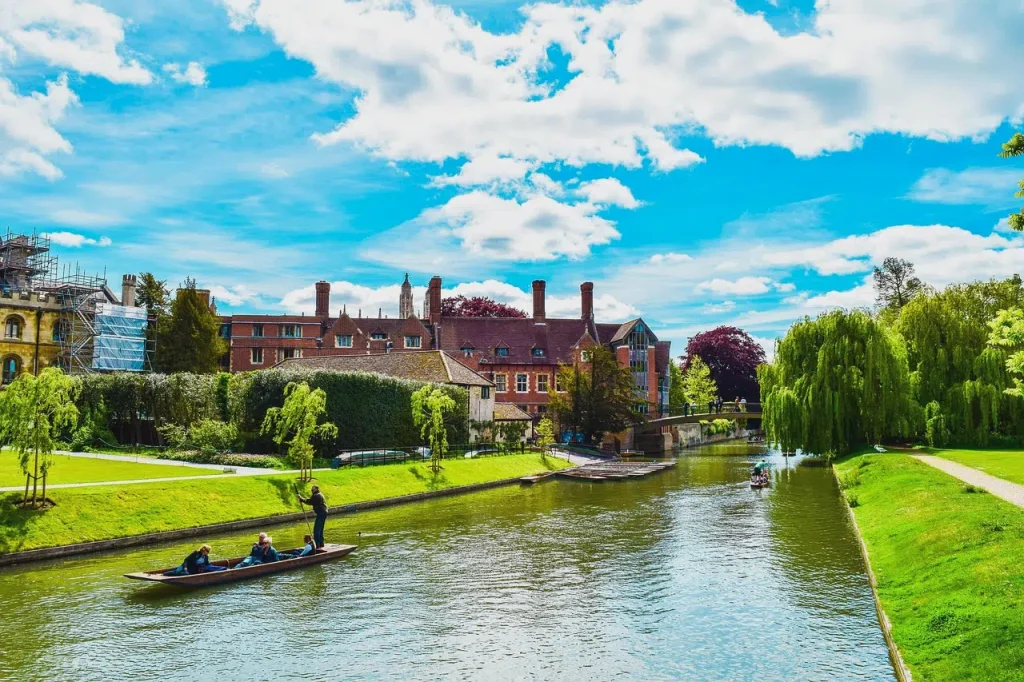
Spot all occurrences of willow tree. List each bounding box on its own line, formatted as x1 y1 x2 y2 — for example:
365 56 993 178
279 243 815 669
758 309 913 457
989 307 1024 398
999 132 1023 232
412 385 457 473
261 381 338 481
0 368 79 507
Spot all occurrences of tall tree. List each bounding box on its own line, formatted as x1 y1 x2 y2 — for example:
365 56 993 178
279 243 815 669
758 309 913 457
668 361 687 413
261 381 338 481
412 385 458 472
683 326 766 400
136 272 170 313
549 345 641 444
999 132 1024 232
988 307 1024 398
0 368 79 507
873 257 924 310
155 278 227 373
680 356 718 406
440 295 527 318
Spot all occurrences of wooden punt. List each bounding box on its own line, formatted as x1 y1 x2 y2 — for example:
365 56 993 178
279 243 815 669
750 479 770 489
124 543 357 587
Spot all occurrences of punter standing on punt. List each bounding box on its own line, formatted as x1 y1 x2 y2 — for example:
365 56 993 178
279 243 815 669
299 485 328 549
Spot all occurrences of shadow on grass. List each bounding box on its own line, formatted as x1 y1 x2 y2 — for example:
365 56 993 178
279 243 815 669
266 477 301 508
425 471 450 491
0 492 36 555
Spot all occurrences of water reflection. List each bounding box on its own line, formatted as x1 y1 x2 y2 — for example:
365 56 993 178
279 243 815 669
0 444 894 681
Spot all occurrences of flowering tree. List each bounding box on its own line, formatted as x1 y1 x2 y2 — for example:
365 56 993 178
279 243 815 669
261 381 338 481
440 295 527 318
0 368 79 508
683 326 766 401
412 385 457 473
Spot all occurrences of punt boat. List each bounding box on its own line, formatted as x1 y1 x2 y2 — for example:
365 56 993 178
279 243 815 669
125 543 357 587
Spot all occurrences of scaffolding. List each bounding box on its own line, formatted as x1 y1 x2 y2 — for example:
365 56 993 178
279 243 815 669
0 230 56 292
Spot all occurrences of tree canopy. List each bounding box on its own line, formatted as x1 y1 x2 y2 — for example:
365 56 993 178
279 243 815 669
440 295 527 318
412 385 458 472
549 345 641 444
999 131 1024 232
680 356 718 407
683 326 765 400
988 307 1024 399
155 278 227 374
873 257 924 310
261 381 338 480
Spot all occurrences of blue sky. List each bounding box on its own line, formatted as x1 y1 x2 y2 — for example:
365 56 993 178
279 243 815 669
1 0 1022 358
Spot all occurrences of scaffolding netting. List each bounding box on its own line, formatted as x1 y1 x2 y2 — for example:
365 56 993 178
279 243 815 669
92 303 147 371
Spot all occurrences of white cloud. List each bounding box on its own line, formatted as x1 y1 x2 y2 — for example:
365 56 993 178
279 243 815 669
43 231 111 247
701 301 736 314
649 252 692 264
225 0 1024 175
207 284 264 307
163 61 208 87
431 154 536 188
0 75 77 180
908 167 1022 205
576 178 640 209
695 277 775 296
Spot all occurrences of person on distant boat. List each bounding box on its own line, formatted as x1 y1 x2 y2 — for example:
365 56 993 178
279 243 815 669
298 485 329 549
164 545 226 576
285 535 317 558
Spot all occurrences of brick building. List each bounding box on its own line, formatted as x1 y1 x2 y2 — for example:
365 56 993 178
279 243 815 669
219 275 671 420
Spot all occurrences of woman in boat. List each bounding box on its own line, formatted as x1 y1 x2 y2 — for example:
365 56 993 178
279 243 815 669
285 535 316 558
164 545 226 576
257 536 286 563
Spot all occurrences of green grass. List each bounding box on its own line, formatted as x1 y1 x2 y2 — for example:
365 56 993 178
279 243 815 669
0 454 569 554
929 448 1024 486
835 453 1024 681
0 452 221 487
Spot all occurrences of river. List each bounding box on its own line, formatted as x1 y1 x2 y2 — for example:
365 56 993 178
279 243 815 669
0 444 894 681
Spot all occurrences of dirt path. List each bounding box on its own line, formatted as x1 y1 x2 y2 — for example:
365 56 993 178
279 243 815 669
913 455 1024 509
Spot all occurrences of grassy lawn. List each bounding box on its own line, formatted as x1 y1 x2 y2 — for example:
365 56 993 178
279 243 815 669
0 454 569 554
835 453 1024 681
928 448 1024 486
0 452 221 488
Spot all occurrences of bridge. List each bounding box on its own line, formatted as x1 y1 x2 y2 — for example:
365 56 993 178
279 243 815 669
635 402 762 432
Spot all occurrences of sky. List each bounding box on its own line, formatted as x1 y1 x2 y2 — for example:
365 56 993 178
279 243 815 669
1 0 1023 360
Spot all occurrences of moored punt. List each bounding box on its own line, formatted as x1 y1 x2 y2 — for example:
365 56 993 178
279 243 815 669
124 543 357 587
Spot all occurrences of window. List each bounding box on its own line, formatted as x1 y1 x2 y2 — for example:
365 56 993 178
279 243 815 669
281 324 300 338
336 334 353 348
219 324 230 339
495 346 509 357
495 375 507 393
251 348 263 364
532 348 545 357
481 386 490 399
371 332 387 340
537 374 549 393
537 405 547 414
556 374 565 392
52 319 69 343
1 356 20 384
516 374 528 392
252 324 264 338
4 316 22 340
404 335 421 348
580 350 591 362
281 348 301 360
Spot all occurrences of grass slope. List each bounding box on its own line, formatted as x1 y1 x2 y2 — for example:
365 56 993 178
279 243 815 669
836 453 1024 681
0 454 569 554
0 452 219 487
929 448 1024 487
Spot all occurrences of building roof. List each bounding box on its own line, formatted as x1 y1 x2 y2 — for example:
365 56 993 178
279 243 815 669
274 350 492 387
493 402 533 421
437 316 596 365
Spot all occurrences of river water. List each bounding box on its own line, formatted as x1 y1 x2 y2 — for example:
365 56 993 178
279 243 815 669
0 444 894 681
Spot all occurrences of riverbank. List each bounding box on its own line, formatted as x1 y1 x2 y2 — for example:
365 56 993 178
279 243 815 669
835 452 1024 681
0 454 569 559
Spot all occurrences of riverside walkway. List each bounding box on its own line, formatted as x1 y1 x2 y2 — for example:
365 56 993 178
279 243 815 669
913 455 1024 509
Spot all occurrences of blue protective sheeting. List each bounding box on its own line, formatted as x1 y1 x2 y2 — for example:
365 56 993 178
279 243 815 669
92 303 148 372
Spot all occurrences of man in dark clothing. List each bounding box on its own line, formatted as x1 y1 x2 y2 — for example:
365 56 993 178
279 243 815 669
165 544 226 576
299 485 328 549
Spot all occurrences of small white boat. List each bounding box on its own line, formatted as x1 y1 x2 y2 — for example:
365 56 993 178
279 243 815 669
874 445 886 453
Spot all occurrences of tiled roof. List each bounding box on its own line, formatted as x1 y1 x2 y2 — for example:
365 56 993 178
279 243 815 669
437 316 595 364
494 402 533 421
275 350 492 386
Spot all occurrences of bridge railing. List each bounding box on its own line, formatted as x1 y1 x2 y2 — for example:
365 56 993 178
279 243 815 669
640 401 761 419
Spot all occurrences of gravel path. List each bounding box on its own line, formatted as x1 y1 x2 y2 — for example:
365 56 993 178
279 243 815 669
913 455 1024 509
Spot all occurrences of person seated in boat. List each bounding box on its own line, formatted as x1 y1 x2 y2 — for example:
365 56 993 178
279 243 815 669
234 535 271 569
256 536 287 563
164 545 226 576
284 535 316 558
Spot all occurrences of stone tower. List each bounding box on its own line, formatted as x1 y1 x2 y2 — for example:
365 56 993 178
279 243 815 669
399 273 414 319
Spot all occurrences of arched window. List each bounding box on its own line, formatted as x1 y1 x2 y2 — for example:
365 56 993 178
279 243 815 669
1 356 21 384
4 316 22 340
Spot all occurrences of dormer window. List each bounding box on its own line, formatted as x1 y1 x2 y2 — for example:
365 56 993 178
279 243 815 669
531 348 545 358
404 335 421 348
336 334 353 348
371 332 387 340
495 346 509 357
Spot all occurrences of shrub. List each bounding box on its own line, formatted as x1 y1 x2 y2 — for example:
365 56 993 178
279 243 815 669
846 493 860 508
962 484 986 494
189 419 239 456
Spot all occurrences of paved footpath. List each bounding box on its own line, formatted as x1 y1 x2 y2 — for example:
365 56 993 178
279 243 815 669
53 450 275 475
913 455 1024 509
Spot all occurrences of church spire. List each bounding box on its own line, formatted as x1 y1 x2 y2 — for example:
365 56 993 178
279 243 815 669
399 273 414 319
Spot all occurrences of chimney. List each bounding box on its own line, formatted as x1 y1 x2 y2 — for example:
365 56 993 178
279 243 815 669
315 281 330 319
428 276 442 325
196 289 211 309
581 282 594 321
532 280 546 323
121 274 136 307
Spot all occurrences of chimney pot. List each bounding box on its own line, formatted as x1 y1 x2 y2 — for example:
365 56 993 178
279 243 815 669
315 281 330 319
428 276 442 325
532 280 546 323
581 282 594 321
121 274 136 307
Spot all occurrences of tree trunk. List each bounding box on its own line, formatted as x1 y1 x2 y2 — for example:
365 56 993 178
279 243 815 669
23 474 29 506
31 446 40 506
41 470 47 508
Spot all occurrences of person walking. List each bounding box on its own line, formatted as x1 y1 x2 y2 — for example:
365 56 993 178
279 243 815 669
299 485 328 549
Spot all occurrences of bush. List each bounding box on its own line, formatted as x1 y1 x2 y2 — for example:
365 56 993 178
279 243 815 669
962 483 986 494
189 419 239 456
846 493 860 508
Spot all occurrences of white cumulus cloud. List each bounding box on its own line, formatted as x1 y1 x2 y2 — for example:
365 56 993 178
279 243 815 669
163 61 208 87
44 231 112 248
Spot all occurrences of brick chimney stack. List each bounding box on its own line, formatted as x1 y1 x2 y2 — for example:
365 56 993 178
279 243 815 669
532 280 546 323
121 274 136 307
315 281 330 319
428 276 442 325
581 281 594 321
